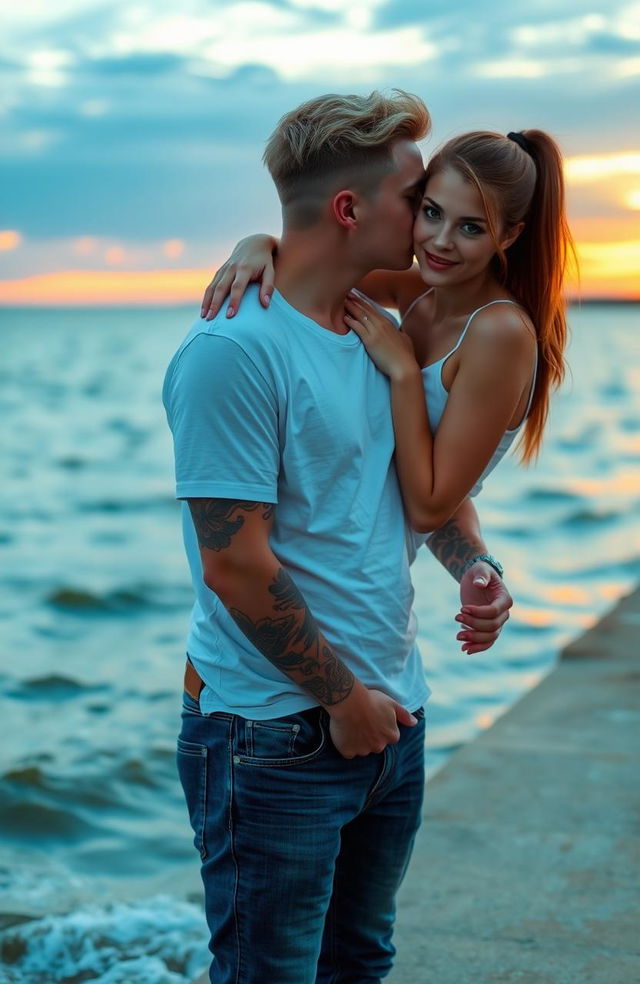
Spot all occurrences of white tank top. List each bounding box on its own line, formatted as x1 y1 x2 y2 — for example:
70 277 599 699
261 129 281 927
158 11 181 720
400 290 538 498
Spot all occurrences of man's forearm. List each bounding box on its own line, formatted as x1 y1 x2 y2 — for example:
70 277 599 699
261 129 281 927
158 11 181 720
427 497 486 583
222 560 355 707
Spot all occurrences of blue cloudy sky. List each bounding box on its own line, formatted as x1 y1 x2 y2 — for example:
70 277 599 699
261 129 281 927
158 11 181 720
1 0 639 300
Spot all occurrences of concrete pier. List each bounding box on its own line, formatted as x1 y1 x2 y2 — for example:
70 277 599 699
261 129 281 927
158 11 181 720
388 586 640 984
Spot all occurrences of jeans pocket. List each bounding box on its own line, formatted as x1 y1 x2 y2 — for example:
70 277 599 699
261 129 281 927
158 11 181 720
235 708 327 768
176 737 208 859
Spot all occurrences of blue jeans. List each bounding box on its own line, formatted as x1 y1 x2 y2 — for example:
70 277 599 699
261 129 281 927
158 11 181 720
177 691 426 984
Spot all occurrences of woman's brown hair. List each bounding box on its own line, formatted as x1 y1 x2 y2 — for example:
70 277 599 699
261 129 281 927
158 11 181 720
426 130 576 461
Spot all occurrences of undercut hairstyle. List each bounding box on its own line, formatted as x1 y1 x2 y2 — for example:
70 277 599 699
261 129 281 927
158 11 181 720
263 90 431 227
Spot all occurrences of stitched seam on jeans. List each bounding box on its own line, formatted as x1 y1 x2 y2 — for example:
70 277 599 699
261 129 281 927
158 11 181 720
362 744 395 812
328 859 340 984
176 740 208 858
234 714 327 768
227 718 242 984
199 745 208 860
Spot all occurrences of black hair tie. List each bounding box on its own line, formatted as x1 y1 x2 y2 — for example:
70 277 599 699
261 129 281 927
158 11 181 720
507 131 533 156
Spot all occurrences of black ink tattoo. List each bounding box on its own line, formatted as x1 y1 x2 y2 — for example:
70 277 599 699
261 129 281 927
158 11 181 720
188 499 273 551
229 567 354 707
269 568 318 651
428 517 483 583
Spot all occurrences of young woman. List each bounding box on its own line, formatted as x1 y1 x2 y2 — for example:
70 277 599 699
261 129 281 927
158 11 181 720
200 127 574 606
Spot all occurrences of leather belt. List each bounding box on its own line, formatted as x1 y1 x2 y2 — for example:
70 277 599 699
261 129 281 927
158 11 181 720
184 659 205 701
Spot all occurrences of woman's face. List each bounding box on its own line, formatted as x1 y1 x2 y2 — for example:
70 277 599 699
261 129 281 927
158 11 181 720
413 165 509 286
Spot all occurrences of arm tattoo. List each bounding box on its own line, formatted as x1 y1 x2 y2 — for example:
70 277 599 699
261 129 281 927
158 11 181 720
188 499 274 551
427 517 483 583
230 566 354 707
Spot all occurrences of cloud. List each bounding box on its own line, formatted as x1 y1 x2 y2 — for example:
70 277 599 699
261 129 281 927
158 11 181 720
0 0 638 293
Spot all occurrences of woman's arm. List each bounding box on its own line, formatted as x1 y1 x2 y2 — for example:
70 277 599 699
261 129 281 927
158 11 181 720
200 236 428 321
344 295 536 532
428 497 513 655
201 234 278 320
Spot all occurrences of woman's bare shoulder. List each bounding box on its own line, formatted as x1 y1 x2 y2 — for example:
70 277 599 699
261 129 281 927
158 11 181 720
469 300 537 349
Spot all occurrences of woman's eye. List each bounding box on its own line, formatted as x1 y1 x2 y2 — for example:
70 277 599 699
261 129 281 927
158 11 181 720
461 222 483 235
423 206 440 220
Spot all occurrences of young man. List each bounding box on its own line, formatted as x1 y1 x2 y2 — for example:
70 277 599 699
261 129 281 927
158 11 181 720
163 90 512 984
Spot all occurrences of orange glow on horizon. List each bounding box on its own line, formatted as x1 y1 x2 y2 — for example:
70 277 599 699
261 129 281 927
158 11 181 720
0 225 639 305
0 268 211 306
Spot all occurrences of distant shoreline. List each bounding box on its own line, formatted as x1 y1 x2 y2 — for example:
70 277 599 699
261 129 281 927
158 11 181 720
0 297 638 311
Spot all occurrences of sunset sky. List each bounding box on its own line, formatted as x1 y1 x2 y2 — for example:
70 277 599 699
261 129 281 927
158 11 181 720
1 0 639 305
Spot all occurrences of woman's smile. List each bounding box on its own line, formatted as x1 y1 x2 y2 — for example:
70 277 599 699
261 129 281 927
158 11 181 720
422 249 460 271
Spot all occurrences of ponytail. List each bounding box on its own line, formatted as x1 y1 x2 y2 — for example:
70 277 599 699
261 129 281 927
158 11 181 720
502 130 576 461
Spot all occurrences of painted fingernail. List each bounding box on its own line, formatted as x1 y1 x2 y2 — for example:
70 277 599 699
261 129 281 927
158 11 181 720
226 306 235 318
264 294 271 306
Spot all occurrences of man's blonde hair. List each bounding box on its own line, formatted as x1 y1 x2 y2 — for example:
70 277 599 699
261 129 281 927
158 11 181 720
263 90 430 227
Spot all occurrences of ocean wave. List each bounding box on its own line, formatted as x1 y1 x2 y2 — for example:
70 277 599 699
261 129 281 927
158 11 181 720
0 800 95 840
1 751 170 804
0 743 184 850
45 587 149 612
560 507 623 528
46 587 156 613
8 675 106 699
55 456 87 471
76 495 177 515
0 896 208 984
45 583 192 615
525 487 582 503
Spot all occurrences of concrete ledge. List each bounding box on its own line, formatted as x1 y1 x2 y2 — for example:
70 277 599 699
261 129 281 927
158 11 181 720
387 586 640 984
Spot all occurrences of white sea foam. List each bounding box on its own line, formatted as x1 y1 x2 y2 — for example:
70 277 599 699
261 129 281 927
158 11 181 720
1 895 209 984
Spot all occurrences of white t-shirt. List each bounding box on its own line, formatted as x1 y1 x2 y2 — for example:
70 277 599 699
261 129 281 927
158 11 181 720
163 287 429 717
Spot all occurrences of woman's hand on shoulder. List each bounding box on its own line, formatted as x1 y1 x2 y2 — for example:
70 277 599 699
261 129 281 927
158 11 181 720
200 234 278 321
344 290 419 381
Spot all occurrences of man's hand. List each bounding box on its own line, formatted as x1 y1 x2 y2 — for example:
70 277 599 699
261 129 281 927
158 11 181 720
455 561 513 655
328 682 417 759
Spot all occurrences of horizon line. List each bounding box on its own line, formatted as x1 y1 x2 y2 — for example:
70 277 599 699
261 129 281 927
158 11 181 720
1 296 638 309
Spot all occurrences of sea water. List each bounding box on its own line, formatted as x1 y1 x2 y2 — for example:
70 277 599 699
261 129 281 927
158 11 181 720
1 303 638 982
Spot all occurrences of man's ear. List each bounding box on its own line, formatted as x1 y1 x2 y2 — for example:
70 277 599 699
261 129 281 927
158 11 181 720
332 190 358 229
501 220 525 251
